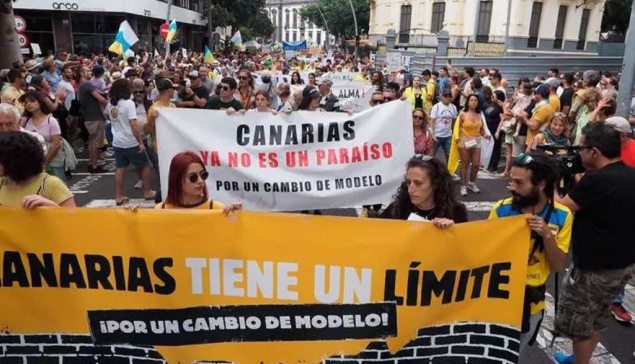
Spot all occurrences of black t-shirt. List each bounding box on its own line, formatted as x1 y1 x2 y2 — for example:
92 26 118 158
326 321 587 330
206 96 243 111
78 81 103 121
519 100 536 137
380 202 469 223
179 85 209 108
560 87 574 110
569 161 635 270
483 102 503 133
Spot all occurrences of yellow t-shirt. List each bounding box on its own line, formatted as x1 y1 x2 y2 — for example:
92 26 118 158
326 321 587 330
0 173 73 207
549 94 561 112
353 74 366 82
426 80 436 105
527 103 555 142
155 200 224 210
146 101 175 152
489 199 573 314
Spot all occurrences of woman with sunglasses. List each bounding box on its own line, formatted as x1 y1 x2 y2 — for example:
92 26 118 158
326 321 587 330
380 155 468 228
157 151 242 213
236 69 255 110
413 108 433 156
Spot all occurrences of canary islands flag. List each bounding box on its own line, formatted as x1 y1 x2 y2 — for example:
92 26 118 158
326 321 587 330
204 45 215 64
108 21 139 56
166 20 177 43
231 30 243 51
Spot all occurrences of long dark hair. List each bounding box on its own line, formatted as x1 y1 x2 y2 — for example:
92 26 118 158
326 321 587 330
109 79 131 104
21 90 51 118
389 156 465 220
290 71 304 85
463 94 480 112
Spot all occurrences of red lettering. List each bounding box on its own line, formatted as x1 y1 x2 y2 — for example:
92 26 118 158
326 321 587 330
382 142 393 158
297 151 309 167
316 150 326 166
351 147 362 162
258 153 267 168
260 153 279 168
199 151 209 165
268 153 279 168
228 152 238 167
210 151 221 166
240 153 252 167
370 144 381 159
338 148 350 164
327 149 338 165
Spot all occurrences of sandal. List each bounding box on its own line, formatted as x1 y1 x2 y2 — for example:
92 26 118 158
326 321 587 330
144 191 157 201
116 197 130 206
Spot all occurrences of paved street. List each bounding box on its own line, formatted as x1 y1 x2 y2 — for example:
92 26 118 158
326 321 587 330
69 155 635 364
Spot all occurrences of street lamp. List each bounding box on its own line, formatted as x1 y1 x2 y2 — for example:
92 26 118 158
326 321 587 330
346 0 359 58
315 5 330 50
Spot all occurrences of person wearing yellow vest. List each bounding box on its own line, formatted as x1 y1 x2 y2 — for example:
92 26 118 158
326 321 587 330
401 76 428 110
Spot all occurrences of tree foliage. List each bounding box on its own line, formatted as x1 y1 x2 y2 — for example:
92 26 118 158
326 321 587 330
601 0 631 35
299 0 369 38
206 0 274 41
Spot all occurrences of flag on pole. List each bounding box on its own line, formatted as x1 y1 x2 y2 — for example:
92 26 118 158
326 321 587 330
108 21 139 56
231 30 243 51
204 45 215 64
166 20 178 43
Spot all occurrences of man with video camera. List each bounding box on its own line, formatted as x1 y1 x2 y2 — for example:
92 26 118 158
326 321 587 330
552 123 635 364
489 153 572 354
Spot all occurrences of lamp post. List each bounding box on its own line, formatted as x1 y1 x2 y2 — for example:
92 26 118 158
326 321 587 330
278 0 283 43
315 5 330 50
346 0 359 58
165 0 173 58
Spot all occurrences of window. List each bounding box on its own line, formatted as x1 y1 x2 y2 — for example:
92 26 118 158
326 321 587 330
293 9 298 28
398 5 412 43
285 30 289 42
554 5 568 49
308 31 313 41
527 1 542 48
431 2 445 34
301 16 306 29
272 9 277 26
577 8 590 50
317 31 322 46
476 0 492 42
293 32 297 42
285 9 290 28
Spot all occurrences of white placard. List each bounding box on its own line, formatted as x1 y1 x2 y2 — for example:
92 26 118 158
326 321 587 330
386 53 401 73
156 101 414 211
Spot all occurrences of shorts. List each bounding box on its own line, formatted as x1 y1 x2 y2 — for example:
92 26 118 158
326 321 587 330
459 136 481 150
504 132 514 145
554 263 634 340
84 120 105 148
114 146 149 169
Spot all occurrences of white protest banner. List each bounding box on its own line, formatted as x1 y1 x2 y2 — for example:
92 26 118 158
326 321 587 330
331 80 374 113
156 101 414 211
329 72 359 81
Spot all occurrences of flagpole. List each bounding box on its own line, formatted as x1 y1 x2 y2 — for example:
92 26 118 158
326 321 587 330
165 0 173 60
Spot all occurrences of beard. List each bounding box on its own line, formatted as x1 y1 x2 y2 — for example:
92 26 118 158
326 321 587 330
511 187 541 210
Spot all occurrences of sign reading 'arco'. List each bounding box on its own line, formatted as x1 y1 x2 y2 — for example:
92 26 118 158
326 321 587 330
52 2 80 10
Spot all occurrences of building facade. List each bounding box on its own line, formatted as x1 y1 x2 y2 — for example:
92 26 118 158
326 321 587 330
13 0 207 56
369 0 606 54
264 0 330 48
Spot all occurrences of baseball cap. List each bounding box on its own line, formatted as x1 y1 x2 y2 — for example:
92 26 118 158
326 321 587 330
156 78 176 92
188 70 200 78
92 65 105 76
442 89 452 97
534 84 550 98
544 77 560 89
604 116 632 134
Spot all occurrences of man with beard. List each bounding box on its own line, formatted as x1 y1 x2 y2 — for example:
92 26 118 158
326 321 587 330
488 153 572 354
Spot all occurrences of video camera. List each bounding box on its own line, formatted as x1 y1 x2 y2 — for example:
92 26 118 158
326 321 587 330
535 144 585 197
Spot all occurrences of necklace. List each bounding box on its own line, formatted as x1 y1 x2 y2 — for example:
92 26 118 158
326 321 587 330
415 204 436 220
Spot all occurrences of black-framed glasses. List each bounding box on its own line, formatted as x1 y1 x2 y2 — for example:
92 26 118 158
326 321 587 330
515 153 534 165
187 170 209 183
414 154 434 162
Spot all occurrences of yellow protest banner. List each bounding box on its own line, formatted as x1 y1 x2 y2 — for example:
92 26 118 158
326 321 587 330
0 208 529 364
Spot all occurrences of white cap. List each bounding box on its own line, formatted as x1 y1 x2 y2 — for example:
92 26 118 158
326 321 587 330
605 116 632 134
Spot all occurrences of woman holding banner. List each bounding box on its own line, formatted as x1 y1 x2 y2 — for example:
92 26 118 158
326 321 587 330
156 151 242 214
239 91 277 115
380 155 468 228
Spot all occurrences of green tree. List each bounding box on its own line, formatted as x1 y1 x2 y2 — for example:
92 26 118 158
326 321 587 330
299 0 369 38
238 27 254 42
0 0 23 69
601 0 631 36
247 10 276 38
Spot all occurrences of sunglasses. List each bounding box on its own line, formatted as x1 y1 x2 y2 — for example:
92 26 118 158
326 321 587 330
413 115 425 120
187 170 209 183
221 85 230 91
239 76 248 81
371 99 385 104
133 91 145 95
414 154 434 162
515 153 534 165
